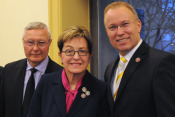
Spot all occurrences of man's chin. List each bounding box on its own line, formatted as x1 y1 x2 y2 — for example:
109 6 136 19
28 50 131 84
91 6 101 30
29 59 42 67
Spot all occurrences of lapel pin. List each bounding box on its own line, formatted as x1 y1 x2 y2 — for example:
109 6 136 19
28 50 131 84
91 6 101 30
81 87 90 98
85 91 90 96
82 87 87 92
81 93 86 98
135 57 141 62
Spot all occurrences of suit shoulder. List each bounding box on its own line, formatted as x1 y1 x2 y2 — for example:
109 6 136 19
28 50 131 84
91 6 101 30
47 58 63 72
38 71 62 89
107 59 116 68
105 59 117 76
0 66 3 71
4 58 27 68
41 70 62 81
149 47 175 59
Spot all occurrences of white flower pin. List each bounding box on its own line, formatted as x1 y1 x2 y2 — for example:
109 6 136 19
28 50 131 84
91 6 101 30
81 87 90 98
85 91 90 96
81 93 86 98
82 87 87 92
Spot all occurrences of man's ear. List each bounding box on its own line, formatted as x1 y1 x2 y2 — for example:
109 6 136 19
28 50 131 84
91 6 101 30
106 29 108 34
137 19 142 33
58 52 63 64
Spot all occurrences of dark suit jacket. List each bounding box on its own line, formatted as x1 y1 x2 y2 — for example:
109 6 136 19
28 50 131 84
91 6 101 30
0 57 63 117
0 66 3 73
28 70 110 117
104 41 175 117
0 66 3 85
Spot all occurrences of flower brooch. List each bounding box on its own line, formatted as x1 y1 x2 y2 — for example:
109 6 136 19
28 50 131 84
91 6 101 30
81 87 90 98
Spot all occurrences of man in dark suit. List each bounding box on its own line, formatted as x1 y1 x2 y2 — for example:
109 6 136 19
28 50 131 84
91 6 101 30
104 1 175 117
0 22 62 117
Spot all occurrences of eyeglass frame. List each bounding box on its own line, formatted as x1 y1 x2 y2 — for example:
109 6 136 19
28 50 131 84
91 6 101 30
106 19 138 32
61 50 89 56
23 39 50 47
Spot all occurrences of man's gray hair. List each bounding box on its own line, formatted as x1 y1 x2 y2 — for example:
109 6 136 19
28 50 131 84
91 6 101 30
22 22 51 39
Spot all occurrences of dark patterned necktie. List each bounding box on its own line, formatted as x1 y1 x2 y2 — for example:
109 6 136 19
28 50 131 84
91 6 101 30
23 68 37 117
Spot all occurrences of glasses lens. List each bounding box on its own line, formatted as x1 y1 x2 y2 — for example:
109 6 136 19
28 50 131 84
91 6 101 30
79 50 88 56
108 26 118 31
25 40 34 46
63 50 88 56
24 39 50 47
66 50 74 56
38 41 46 47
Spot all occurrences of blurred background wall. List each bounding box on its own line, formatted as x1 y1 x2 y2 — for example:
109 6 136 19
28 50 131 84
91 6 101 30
0 0 48 66
0 0 89 68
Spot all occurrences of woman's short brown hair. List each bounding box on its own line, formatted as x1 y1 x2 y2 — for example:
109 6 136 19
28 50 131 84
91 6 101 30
57 26 92 54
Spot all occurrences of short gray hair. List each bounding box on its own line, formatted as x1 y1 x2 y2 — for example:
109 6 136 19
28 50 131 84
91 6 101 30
22 22 51 39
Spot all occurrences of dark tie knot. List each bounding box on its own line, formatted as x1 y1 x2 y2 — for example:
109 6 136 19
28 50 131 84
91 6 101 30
30 68 37 74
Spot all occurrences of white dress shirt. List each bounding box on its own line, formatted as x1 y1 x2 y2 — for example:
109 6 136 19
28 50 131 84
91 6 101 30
111 39 143 96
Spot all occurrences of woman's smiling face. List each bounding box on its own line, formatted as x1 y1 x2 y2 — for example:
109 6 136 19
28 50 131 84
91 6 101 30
59 37 91 76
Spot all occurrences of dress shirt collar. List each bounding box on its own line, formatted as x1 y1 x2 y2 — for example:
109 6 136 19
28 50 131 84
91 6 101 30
119 39 142 62
26 56 49 73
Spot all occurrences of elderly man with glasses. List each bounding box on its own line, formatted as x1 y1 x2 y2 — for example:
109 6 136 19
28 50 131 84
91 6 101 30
0 22 62 117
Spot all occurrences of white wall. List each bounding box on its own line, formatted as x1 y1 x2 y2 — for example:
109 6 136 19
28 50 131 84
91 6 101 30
0 0 48 66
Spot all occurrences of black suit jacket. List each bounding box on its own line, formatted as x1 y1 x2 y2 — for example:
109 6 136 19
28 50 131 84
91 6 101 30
0 57 63 117
0 66 3 85
104 41 175 117
28 70 110 117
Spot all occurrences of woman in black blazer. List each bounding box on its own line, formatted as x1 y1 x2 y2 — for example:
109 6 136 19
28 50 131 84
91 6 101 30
28 26 110 117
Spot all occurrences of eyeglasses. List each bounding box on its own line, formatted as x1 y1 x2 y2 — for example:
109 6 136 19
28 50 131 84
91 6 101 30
61 50 89 56
23 39 50 47
106 19 138 32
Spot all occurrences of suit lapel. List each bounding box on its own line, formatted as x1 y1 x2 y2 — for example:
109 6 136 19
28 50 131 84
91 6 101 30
51 72 67 117
105 58 119 109
109 58 120 84
14 59 27 116
67 71 92 116
115 41 149 101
